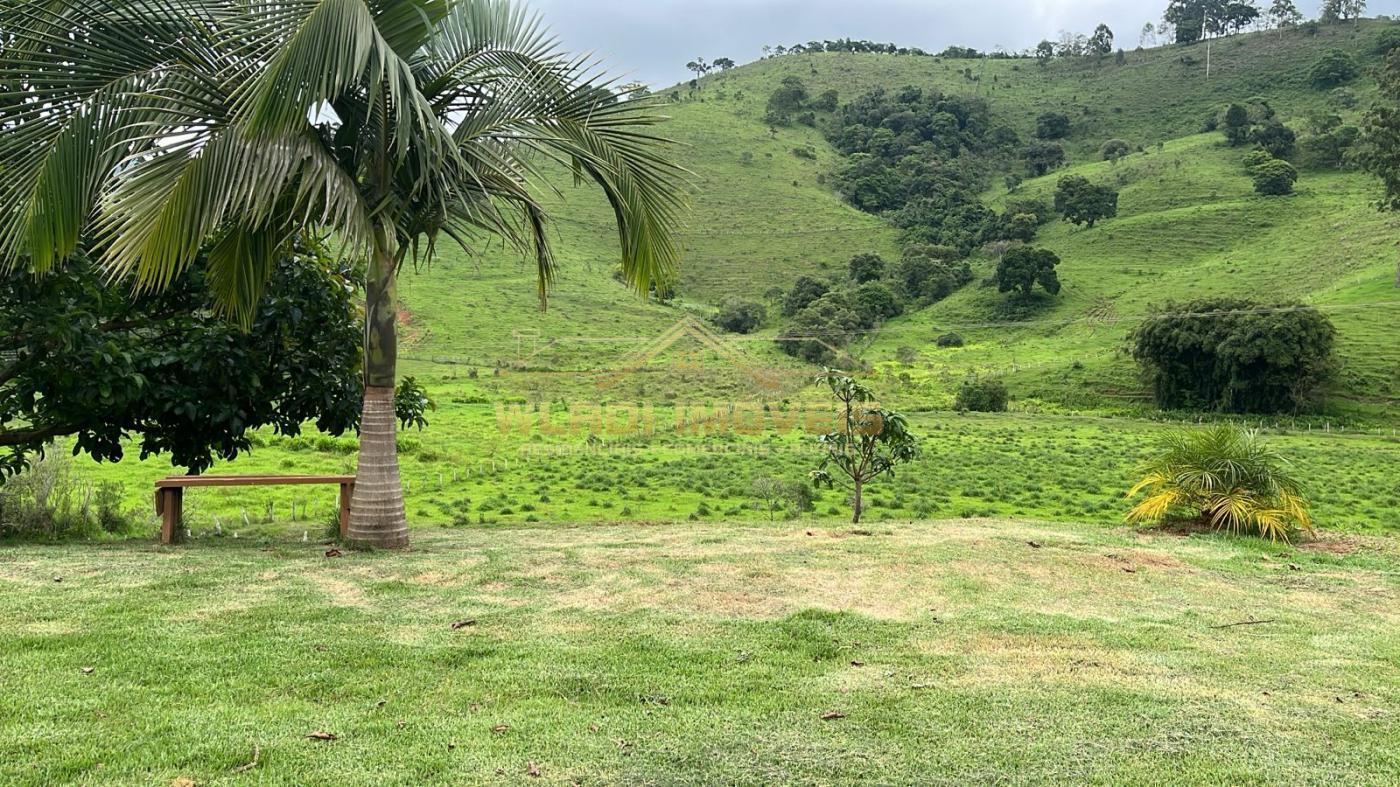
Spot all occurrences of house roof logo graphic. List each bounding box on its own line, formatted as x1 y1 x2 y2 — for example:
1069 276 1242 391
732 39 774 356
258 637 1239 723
595 315 799 394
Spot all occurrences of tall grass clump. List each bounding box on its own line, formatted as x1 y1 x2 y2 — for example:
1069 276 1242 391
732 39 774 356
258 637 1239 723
0 453 137 540
1125 425 1313 542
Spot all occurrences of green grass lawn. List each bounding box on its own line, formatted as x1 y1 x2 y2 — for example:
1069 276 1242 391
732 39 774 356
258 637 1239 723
4 518 1399 784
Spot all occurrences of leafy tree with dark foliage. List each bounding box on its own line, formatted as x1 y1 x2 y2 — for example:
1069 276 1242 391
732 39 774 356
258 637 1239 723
848 253 886 283
893 254 974 304
1035 112 1072 140
955 375 1009 412
1223 103 1252 146
1358 50 1400 211
1054 175 1119 227
1 244 362 478
766 76 810 124
778 294 863 363
853 281 904 324
1309 49 1359 88
782 275 830 316
1024 141 1067 176
1249 120 1297 159
996 247 1062 299
713 297 766 334
1130 299 1337 413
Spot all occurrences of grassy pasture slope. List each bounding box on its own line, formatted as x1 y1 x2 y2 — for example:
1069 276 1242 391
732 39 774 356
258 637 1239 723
396 20 1399 413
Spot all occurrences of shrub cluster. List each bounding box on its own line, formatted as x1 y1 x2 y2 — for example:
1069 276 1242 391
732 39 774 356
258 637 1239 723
1129 298 1337 413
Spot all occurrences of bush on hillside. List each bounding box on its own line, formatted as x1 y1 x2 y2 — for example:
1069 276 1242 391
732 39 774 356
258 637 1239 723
935 332 965 348
1308 49 1359 89
765 76 809 125
1100 138 1132 161
777 293 863 363
1035 112 1071 140
1129 298 1336 413
1248 120 1297 159
995 246 1062 299
1241 148 1274 170
1374 27 1400 56
1024 140 1066 176
1251 158 1299 195
713 298 766 334
1126 425 1313 542
955 375 1008 412
1223 103 1251 146
853 281 903 325
847 253 886 283
782 275 830 316
893 254 974 304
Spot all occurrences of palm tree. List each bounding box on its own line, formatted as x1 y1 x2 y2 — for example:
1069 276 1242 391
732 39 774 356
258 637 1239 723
0 0 685 548
1125 424 1314 542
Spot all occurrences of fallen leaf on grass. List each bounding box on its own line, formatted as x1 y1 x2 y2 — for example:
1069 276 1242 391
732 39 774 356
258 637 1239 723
1027 541 1043 549
849 660 865 667
305 731 337 741
527 762 542 778
451 619 477 630
491 724 510 734
820 711 846 721
170 779 195 787
324 549 342 558
80 667 94 675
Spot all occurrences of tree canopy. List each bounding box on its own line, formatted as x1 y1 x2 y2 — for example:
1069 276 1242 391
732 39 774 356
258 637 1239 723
1054 176 1119 228
1 244 361 478
1130 299 1337 413
996 247 1062 298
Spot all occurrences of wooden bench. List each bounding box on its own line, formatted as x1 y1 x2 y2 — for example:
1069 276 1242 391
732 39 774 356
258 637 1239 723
155 475 355 544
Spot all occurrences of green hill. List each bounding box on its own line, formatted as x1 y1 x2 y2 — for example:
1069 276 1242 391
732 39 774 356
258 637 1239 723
394 19 1398 418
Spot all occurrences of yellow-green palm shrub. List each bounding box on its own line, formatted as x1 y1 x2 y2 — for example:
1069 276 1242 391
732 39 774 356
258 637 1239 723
1126 425 1314 542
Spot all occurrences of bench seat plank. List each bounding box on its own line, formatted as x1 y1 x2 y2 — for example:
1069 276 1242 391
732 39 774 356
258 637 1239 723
154 475 356 544
156 475 355 488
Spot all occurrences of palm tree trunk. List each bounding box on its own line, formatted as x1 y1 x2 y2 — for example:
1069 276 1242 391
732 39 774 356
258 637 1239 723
348 239 409 549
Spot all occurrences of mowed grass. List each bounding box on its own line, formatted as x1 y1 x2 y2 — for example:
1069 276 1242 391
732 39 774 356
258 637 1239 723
3 519 1399 784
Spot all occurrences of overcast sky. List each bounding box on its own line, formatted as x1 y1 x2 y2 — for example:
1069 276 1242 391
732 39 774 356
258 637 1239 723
525 0 1383 88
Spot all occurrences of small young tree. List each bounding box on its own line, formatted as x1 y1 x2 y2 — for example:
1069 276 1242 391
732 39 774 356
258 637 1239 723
996 247 1062 298
810 370 919 524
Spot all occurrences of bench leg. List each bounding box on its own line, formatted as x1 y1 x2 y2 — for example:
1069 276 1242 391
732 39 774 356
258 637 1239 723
159 488 184 545
338 482 354 540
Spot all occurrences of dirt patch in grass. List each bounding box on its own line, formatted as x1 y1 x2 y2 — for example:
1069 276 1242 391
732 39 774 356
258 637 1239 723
306 572 373 610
